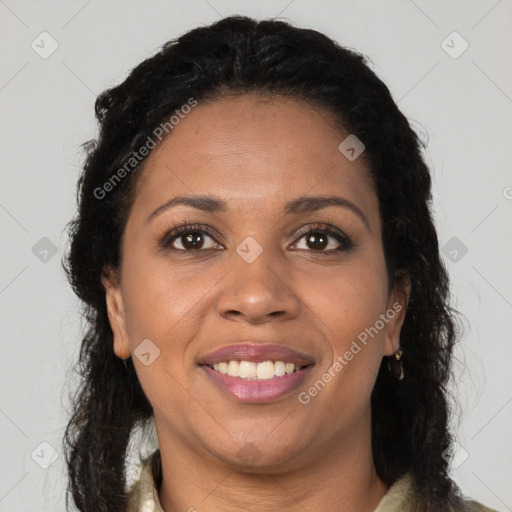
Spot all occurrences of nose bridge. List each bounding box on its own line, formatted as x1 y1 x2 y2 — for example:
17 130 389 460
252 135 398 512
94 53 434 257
216 237 300 322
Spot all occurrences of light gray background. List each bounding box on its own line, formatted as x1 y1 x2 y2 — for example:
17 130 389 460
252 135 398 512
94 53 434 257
1 1 511 511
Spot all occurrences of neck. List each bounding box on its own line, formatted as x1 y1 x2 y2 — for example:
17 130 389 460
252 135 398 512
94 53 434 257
156 413 389 512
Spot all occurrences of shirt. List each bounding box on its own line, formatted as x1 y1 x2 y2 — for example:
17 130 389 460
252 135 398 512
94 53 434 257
126 450 498 512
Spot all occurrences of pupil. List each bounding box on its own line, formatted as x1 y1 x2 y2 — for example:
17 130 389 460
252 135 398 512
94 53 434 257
307 233 327 250
183 232 202 249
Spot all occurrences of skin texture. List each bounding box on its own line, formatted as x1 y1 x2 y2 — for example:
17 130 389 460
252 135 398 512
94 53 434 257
102 94 410 512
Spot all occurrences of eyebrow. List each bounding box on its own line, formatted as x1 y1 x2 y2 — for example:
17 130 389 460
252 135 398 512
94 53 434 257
147 194 371 231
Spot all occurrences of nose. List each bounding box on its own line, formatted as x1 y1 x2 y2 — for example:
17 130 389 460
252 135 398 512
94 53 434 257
216 248 301 325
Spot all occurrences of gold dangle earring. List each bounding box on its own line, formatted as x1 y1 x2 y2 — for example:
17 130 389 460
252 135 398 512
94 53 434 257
386 335 404 381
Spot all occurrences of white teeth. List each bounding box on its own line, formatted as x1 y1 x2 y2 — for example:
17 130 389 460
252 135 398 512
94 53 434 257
208 360 304 380
227 360 240 377
239 361 257 379
274 361 286 377
256 361 275 380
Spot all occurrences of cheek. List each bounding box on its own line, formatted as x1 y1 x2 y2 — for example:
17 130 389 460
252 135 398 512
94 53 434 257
121 248 208 343
302 249 389 399
119 249 234 407
309 253 389 341
119 254 206 412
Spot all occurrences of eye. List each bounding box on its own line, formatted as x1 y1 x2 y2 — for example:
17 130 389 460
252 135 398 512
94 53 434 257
158 223 222 252
292 223 353 254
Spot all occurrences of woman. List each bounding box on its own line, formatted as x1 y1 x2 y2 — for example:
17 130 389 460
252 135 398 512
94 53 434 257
62 15 498 512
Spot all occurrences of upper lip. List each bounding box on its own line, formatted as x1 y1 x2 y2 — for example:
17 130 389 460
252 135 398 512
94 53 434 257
198 343 315 366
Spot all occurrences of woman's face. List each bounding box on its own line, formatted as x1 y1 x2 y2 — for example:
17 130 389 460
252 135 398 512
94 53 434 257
103 94 408 470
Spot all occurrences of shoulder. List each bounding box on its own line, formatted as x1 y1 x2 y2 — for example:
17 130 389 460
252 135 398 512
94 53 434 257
374 473 499 512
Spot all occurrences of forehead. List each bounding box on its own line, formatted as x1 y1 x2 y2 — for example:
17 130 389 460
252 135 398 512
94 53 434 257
129 94 377 222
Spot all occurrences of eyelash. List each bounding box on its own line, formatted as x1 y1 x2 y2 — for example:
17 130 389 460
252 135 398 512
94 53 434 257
157 219 354 255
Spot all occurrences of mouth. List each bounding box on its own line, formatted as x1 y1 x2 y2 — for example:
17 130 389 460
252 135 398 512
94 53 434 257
198 343 315 403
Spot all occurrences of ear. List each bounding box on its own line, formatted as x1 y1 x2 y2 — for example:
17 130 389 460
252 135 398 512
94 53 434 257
383 273 411 357
101 266 131 360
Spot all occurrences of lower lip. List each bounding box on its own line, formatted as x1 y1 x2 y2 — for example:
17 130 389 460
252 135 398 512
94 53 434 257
202 365 313 403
